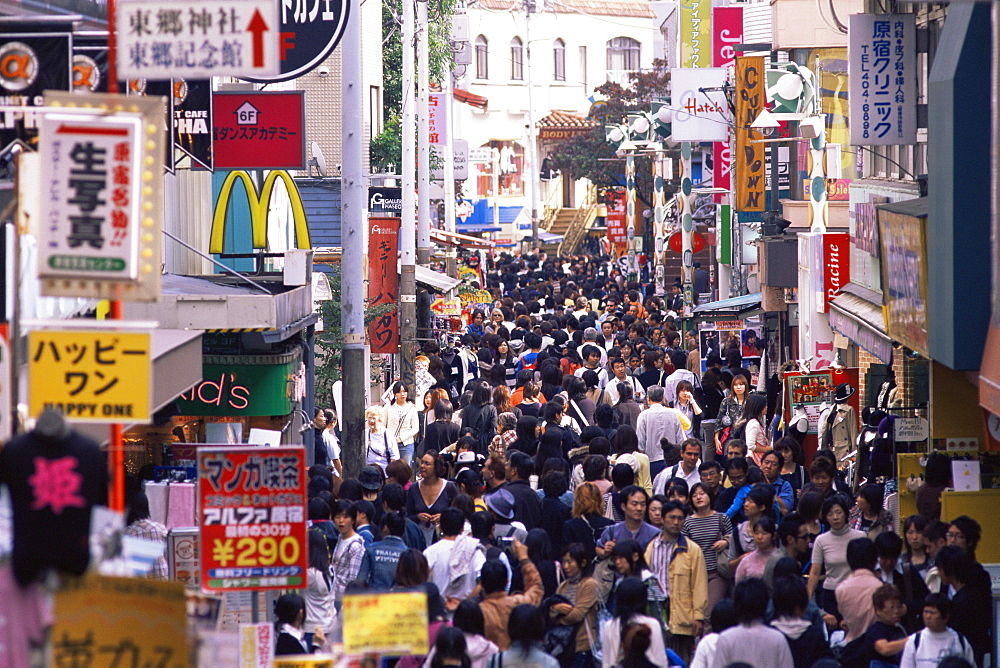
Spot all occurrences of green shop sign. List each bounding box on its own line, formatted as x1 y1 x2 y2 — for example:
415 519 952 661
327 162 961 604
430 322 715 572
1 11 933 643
176 352 302 417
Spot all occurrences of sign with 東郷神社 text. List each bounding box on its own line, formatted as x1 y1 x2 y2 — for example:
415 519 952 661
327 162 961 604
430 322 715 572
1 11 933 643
116 0 280 79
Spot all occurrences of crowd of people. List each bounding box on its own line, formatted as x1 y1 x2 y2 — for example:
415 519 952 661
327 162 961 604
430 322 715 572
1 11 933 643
292 252 992 667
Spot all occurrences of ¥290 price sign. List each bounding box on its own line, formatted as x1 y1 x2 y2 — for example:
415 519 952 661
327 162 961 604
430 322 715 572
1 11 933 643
198 446 307 591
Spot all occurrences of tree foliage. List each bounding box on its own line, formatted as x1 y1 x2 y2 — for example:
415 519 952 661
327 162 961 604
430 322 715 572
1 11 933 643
315 271 397 402
546 60 676 208
370 0 457 172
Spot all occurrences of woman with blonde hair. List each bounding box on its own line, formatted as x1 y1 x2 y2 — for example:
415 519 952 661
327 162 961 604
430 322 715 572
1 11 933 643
365 406 399 468
562 482 615 558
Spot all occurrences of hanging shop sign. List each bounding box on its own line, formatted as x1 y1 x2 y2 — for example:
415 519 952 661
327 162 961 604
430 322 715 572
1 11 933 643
671 68 729 142
210 170 311 254
52 575 187 668
734 56 765 212
712 7 742 203
369 187 402 214
116 0 280 79
0 26 72 157
198 446 308 592
243 0 349 82
173 78 213 170
38 91 164 301
28 330 151 422
368 217 401 353
212 92 306 170
175 357 300 417
605 188 628 245
810 233 851 313
848 14 916 146
878 205 928 355
679 0 711 69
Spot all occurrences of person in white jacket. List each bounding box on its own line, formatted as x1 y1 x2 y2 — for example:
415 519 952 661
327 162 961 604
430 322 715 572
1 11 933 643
600 577 668 668
384 382 420 465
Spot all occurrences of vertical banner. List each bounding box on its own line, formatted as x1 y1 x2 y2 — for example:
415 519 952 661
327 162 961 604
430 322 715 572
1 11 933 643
712 7 742 201
735 56 765 212
428 92 448 145
718 204 732 265
848 14 916 146
813 232 851 313
605 187 628 247
174 79 214 170
198 446 308 592
680 0 712 69
368 216 401 353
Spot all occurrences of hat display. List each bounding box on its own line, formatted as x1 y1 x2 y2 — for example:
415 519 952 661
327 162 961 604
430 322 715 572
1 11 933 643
358 465 384 491
485 488 515 520
833 383 856 402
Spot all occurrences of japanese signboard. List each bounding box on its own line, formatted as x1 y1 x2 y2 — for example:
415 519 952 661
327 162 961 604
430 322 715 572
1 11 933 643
679 0 711 69
38 113 143 279
0 27 72 157
39 91 165 301
239 622 274 668
368 217 400 353
52 575 187 668
244 0 349 82
28 330 151 422
342 591 429 656
671 68 729 142
432 139 469 181
213 92 306 170
849 14 916 146
198 446 308 592
428 92 447 145
734 56 765 212
116 0 280 79
605 188 627 246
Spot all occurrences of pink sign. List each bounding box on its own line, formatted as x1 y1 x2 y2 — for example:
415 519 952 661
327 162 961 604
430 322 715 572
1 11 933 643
712 7 742 200
712 7 743 68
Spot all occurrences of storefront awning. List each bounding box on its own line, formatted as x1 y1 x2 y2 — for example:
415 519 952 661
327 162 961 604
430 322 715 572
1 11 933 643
414 265 462 293
829 289 893 364
692 293 763 320
453 88 488 110
430 229 496 248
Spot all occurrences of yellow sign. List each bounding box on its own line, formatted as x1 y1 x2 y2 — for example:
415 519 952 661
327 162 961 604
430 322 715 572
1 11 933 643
273 658 335 668
210 170 312 254
341 591 428 656
51 575 187 668
680 0 712 69
29 330 151 422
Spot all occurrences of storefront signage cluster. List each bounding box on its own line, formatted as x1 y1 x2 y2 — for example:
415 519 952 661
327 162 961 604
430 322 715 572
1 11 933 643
198 446 308 591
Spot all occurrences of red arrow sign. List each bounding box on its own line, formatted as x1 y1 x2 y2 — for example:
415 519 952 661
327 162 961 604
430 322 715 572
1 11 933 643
247 9 270 68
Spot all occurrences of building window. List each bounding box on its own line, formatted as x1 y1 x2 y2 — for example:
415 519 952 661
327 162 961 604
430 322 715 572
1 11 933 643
606 36 640 71
475 35 488 79
553 39 566 81
510 37 524 80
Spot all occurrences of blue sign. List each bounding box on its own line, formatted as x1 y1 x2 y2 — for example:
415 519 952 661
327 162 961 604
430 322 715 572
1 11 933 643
245 0 350 82
848 14 916 145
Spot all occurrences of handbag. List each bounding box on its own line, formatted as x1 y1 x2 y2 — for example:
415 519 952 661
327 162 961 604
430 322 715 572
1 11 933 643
715 522 743 580
583 598 611 668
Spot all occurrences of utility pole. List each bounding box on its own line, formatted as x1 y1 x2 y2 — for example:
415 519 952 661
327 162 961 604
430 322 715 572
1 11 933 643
400 0 418 393
524 0 540 242
340 0 366 476
416 0 432 265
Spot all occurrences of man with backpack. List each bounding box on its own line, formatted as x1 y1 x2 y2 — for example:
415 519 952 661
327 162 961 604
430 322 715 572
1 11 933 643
652 438 702 495
899 594 976 667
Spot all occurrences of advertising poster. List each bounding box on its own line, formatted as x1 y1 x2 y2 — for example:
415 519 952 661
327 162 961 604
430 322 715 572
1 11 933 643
783 367 860 437
697 315 763 383
198 446 308 592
